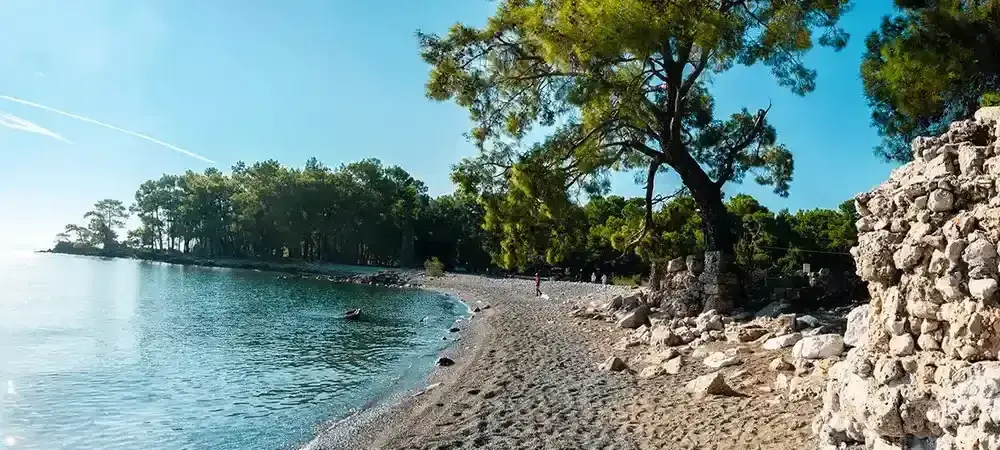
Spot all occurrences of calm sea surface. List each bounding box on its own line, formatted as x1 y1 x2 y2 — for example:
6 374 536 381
0 252 466 449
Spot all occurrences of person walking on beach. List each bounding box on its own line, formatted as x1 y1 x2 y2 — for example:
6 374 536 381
535 271 542 296
601 273 608 285
591 271 597 283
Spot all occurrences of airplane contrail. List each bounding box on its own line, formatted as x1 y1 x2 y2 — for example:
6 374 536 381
0 95 216 164
0 113 74 144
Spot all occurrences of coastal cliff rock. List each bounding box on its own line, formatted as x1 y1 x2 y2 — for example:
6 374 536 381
815 109 1000 449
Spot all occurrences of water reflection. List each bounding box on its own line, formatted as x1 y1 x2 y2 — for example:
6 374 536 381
0 255 465 450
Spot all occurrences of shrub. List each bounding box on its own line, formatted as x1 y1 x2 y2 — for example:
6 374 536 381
424 257 445 277
981 91 1000 107
613 274 642 286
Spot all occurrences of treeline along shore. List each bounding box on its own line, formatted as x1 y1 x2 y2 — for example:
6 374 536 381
41 245 418 287
50 159 492 273
50 156 860 291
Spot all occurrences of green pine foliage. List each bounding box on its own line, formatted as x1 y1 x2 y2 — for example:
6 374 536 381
55 156 857 280
55 199 128 251
57 158 493 271
422 0 850 261
861 0 1000 162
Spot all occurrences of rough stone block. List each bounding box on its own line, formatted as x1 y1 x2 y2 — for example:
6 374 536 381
817 110 1000 449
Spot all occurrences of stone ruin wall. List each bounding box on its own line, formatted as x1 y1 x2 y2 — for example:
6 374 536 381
649 251 740 317
816 109 1000 449
650 251 835 318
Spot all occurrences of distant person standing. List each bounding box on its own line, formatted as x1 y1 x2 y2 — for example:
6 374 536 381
591 272 597 283
535 271 542 296
601 273 608 285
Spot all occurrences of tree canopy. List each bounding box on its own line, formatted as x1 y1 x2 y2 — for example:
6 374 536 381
421 0 851 262
53 155 857 289
54 199 128 250
56 159 493 271
862 0 1000 162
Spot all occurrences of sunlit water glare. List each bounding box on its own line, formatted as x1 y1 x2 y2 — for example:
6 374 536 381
0 254 464 449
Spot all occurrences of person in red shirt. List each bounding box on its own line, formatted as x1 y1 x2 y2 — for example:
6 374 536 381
535 271 542 297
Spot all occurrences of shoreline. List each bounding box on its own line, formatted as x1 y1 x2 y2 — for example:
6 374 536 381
39 248 412 280
303 274 640 450
47 248 475 450
302 285 493 450
305 274 836 450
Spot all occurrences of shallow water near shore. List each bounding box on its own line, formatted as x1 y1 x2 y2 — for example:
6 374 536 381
0 252 465 450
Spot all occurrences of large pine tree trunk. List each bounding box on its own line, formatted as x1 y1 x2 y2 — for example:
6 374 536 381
693 192 734 254
670 151 740 313
670 151 734 253
400 225 415 268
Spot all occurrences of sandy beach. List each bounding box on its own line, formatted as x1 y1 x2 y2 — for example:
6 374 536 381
306 274 826 450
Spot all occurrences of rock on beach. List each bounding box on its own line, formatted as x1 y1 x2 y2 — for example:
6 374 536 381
686 372 736 399
791 334 844 360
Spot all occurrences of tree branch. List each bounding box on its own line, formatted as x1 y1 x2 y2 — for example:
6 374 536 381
720 0 747 13
477 78 548 141
623 158 663 252
646 57 669 83
652 187 686 206
678 47 711 101
715 102 773 187
740 3 808 72
562 147 627 190
664 40 694 155
620 122 660 140
641 94 670 125
601 140 665 160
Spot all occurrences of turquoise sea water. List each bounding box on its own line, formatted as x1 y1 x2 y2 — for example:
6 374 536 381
0 252 465 449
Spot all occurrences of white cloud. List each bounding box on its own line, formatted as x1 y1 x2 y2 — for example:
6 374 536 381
0 112 72 144
0 95 215 164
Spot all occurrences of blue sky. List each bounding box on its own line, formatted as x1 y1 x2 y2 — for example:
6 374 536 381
0 0 898 251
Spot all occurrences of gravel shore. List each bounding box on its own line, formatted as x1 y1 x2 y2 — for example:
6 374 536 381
305 273 823 450
305 274 637 450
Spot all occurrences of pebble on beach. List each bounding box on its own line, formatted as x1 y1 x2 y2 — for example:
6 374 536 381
437 357 455 367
